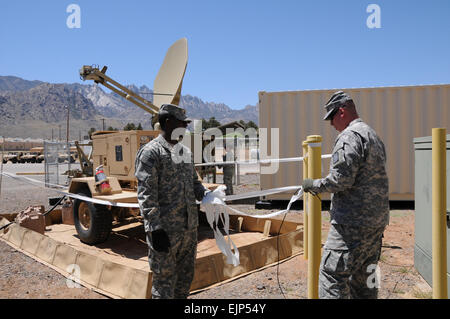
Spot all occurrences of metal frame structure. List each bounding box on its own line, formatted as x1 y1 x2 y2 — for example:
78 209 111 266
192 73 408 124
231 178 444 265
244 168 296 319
44 141 72 187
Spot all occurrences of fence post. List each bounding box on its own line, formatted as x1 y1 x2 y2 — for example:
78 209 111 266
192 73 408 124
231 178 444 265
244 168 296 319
307 135 322 299
432 128 448 299
303 140 309 260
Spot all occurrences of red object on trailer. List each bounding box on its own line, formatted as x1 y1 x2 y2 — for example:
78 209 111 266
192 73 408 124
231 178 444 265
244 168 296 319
95 165 112 194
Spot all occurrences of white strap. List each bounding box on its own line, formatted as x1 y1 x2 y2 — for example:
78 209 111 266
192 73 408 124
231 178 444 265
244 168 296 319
195 153 332 167
202 186 304 266
0 172 139 208
2 172 306 266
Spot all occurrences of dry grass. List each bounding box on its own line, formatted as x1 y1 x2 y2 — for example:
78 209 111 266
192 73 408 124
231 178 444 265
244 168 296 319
412 290 433 299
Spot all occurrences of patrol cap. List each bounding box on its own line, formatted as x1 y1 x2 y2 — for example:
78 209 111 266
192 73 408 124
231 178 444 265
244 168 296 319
158 103 191 123
323 91 353 121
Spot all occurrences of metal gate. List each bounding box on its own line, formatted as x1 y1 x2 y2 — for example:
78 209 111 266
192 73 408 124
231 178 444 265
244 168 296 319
44 141 73 187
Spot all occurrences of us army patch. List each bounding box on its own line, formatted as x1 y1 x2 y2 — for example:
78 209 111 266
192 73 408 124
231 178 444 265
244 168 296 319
332 148 346 167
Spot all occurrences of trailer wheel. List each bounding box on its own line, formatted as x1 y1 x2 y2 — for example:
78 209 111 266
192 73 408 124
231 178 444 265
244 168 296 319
73 193 112 245
11 158 17 164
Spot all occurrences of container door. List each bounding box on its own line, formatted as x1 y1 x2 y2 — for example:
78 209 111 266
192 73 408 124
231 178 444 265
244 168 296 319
109 135 132 176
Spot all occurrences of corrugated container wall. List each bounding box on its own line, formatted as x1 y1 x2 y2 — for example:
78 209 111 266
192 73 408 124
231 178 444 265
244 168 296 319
258 84 450 201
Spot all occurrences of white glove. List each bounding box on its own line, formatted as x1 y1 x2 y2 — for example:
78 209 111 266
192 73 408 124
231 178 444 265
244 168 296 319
202 185 227 205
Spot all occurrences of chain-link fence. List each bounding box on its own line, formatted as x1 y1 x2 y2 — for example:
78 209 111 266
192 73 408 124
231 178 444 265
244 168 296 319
44 141 73 187
212 137 260 185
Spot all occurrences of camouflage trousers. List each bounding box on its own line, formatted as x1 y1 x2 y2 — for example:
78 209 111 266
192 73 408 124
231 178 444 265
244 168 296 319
146 229 197 299
223 166 234 195
319 223 385 299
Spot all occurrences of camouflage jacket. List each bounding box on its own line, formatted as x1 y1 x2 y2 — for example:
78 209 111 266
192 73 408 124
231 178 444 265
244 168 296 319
135 135 207 233
310 119 389 228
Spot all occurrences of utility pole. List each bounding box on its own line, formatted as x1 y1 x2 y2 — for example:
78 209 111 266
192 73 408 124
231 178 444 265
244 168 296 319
102 118 105 131
0 136 4 197
51 128 54 141
58 125 61 142
66 106 70 145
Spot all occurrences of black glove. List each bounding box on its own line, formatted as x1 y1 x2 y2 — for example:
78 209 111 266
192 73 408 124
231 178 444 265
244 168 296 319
151 229 170 253
302 178 317 195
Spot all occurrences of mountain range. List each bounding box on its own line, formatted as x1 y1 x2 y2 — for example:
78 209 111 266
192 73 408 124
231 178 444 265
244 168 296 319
0 75 258 140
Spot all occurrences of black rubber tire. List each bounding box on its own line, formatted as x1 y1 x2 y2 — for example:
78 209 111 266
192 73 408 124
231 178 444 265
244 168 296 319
11 158 17 164
73 192 112 245
30 158 36 163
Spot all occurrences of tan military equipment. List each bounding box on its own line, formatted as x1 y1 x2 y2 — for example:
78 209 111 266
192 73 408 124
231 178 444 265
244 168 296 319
56 147 78 164
31 147 45 163
3 152 23 164
21 147 45 164
20 153 36 163
66 38 218 245
3 153 16 164
90 130 159 186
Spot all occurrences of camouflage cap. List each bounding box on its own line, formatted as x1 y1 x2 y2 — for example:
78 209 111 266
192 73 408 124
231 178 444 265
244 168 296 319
323 91 353 121
159 104 191 123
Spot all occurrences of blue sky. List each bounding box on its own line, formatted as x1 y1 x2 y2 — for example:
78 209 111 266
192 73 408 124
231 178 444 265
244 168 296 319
0 1 449 109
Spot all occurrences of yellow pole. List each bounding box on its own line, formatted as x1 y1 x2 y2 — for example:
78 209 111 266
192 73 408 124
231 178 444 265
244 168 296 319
432 128 448 299
303 140 309 260
307 135 322 299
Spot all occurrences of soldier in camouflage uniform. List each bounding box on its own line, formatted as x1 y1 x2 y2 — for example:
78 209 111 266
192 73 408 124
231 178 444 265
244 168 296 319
222 145 235 195
135 104 208 299
302 91 389 299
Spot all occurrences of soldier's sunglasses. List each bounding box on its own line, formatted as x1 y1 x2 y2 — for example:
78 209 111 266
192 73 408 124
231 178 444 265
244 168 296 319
329 108 340 120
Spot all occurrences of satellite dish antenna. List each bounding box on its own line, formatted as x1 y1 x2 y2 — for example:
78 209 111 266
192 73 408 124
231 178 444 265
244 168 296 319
153 38 188 108
79 38 189 129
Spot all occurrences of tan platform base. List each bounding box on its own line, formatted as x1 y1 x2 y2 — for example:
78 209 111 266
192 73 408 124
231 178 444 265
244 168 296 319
0 213 303 299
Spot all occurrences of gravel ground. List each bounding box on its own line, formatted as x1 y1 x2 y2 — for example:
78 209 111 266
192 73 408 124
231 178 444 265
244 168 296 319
0 240 107 299
0 165 433 299
0 162 71 214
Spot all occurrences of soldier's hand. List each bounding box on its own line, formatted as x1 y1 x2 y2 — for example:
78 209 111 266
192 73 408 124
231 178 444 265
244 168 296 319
302 178 317 195
151 229 170 253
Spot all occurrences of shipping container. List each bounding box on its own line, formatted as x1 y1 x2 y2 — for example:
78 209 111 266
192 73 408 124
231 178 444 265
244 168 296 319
258 84 450 201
